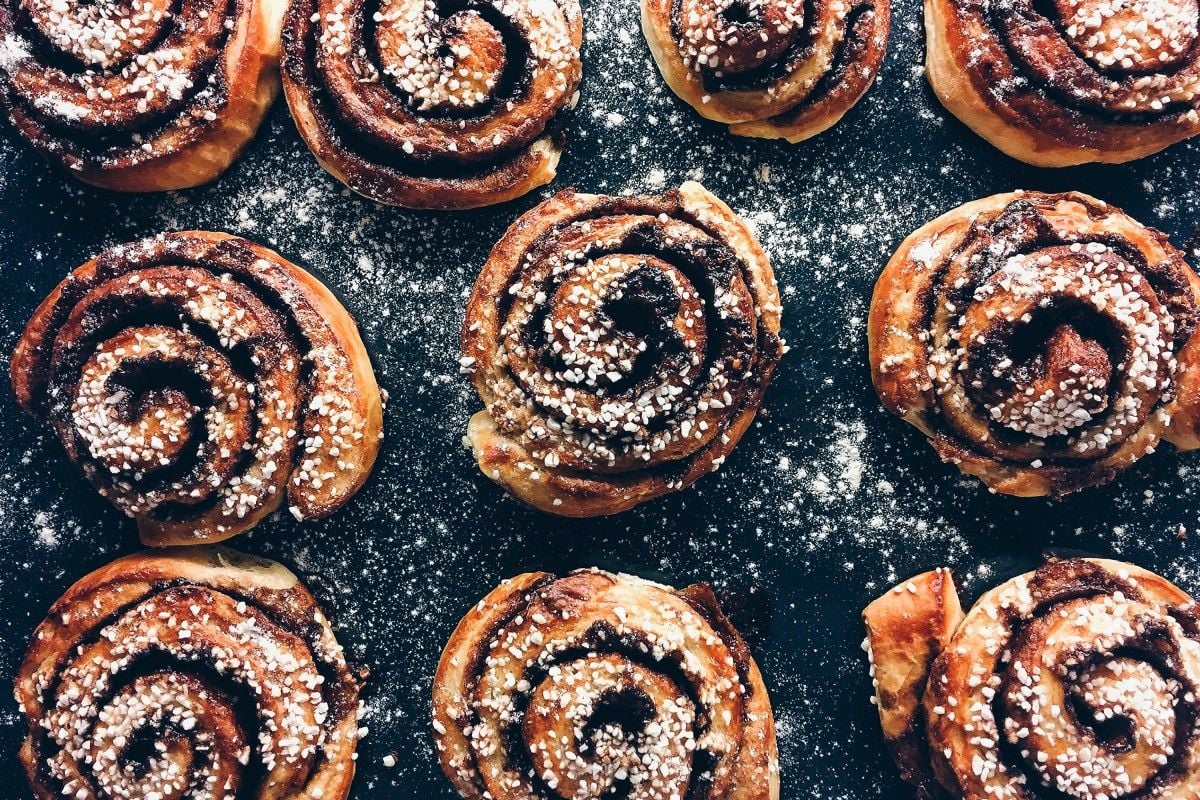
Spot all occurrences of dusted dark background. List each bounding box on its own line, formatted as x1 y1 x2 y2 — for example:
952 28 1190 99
1 0 1199 797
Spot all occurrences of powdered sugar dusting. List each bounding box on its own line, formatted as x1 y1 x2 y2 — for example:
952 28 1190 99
0 0 1198 797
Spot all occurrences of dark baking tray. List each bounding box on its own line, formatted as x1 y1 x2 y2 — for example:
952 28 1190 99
2 0 1199 796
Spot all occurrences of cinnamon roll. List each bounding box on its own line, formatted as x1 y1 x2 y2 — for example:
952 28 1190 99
10 231 384 545
641 0 890 143
280 0 583 210
864 558 1200 800
0 0 285 190
926 0 1200 166
869 191 1200 497
432 569 779 800
460 181 784 517
14 546 364 800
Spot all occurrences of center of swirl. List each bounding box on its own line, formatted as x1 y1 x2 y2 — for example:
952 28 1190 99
67 320 258 516
1004 602 1186 800
72 328 208 478
959 243 1172 448
1068 658 1180 787
545 254 703 393
523 654 696 800
86 672 246 800
20 0 174 68
375 0 507 112
677 0 804 73
1055 0 1200 72
982 323 1113 438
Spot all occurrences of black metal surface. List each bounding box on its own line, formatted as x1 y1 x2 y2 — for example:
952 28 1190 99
1 0 1199 797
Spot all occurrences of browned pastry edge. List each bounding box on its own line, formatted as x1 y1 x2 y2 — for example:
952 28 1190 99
432 568 780 800
863 568 963 799
15 546 364 800
461 181 783 517
0 0 285 191
869 190 1200 497
865 558 1200 800
924 0 1200 167
10 231 383 545
280 0 582 209
641 0 890 143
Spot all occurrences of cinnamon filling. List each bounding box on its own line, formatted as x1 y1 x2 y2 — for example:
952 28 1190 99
964 0 1200 124
955 561 1200 800
913 196 1196 475
283 0 582 184
436 571 772 800
668 0 883 103
469 194 780 481
1 0 236 167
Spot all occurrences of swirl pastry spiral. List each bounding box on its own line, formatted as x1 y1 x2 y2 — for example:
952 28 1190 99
926 0 1200 166
864 558 1200 800
10 231 384 545
641 0 890 142
0 0 284 190
460 181 783 517
280 0 583 210
869 191 1200 497
432 569 780 800
14 546 364 800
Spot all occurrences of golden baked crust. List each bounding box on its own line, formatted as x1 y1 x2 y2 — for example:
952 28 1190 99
14 546 364 800
863 568 963 798
925 0 1200 167
10 231 384 545
281 0 582 209
432 568 779 800
869 191 1200 497
0 0 285 191
641 0 889 142
866 558 1200 800
461 181 783 516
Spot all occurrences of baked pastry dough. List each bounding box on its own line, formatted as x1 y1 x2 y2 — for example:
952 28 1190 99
869 191 1200 497
433 568 779 800
641 0 890 142
461 181 784 516
0 0 284 190
865 558 1200 800
14 546 364 800
925 0 1200 166
10 231 384 545
281 0 582 209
